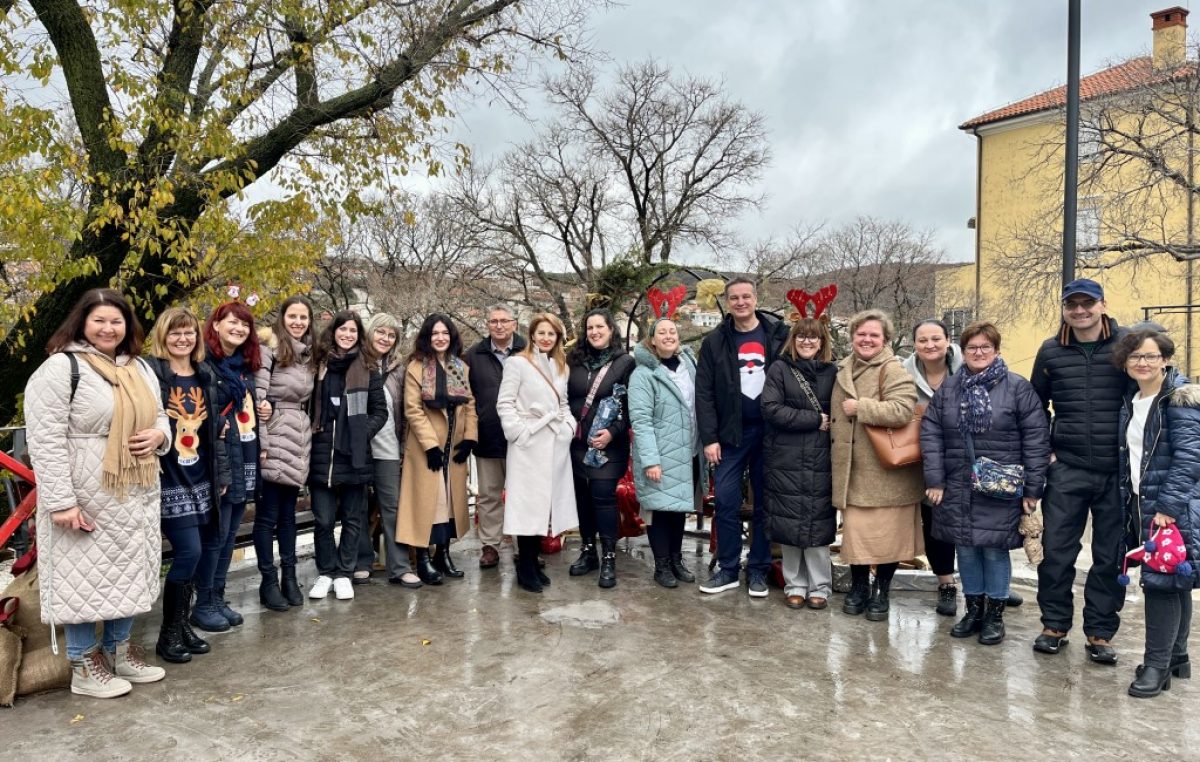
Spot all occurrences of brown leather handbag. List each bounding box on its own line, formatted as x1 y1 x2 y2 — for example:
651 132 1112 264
862 360 925 469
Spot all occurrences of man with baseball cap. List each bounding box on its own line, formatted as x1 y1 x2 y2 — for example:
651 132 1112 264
1030 278 1128 663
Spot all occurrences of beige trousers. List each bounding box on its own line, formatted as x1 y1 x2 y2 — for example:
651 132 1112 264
474 456 507 546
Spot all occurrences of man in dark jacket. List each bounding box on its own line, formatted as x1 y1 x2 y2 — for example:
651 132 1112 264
696 278 790 596
1031 278 1128 663
463 305 527 569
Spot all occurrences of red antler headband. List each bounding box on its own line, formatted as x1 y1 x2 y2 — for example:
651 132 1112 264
786 284 837 320
647 285 687 320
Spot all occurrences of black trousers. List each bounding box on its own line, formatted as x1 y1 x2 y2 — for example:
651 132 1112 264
1144 588 1193 670
573 473 619 543
920 501 957 578
646 512 686 558
1036 461 1125 638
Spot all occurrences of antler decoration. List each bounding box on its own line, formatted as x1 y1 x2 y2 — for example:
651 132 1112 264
647 285 687 319
786 284 838 320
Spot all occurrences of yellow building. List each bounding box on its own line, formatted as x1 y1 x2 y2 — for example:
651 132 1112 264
953 6 1199 378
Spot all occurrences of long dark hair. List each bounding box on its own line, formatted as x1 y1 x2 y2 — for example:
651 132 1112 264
270 295 314 368
406 313 462 364
312 310 366 368
567 308 623 365
46 288 145 357
204 301 262 371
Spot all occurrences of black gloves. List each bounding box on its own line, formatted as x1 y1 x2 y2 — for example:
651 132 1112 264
452 439 477 464
425 447 444 472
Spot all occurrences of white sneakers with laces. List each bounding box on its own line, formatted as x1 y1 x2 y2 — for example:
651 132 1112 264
309 575 334 599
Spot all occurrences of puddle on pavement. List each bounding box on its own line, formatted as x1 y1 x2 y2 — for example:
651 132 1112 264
539 600 621 629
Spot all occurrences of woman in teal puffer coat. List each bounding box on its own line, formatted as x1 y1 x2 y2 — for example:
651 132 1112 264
629 318 705 588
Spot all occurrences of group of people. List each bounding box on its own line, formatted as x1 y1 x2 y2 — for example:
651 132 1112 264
21 276 1199 703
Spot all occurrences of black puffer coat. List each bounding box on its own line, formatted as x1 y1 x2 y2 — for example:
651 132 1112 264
761 355 837 548
463 334 527 459
920 367 1051 549
567 352 635 480
1030 317 1126 472
696 311 790 448
309 364 388 488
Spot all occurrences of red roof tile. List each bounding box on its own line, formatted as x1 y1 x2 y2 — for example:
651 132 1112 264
960 57 1192 129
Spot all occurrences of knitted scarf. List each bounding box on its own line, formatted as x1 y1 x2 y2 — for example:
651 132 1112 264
580 346 615 372
420 355 470 410
80 353 161 496
957 357 1008 435
211 352 250 412
313 349 374 470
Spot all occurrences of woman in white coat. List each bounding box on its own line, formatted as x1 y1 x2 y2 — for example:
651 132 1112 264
25 288 171 699
497 313 578 593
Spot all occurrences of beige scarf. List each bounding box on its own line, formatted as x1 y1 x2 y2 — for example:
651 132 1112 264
80 353 160 496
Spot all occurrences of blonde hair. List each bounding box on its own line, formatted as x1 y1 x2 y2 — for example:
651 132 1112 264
521 312 568 374
847 309 895 342
642 318 679 355
147 307 206 364
784 318 833 363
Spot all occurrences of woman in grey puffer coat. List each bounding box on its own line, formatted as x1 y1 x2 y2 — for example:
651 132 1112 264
253 296 316 611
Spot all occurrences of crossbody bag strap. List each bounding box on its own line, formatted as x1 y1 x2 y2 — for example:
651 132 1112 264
579 362 613 420
526 357 562 405
787 366 823 414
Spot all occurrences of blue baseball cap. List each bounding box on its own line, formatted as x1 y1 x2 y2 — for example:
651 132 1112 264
1062 278 1104 301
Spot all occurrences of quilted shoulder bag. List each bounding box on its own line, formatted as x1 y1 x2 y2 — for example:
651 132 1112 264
964 428 1024 499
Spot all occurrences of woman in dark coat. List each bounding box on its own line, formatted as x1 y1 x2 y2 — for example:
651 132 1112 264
1116 330 1200 698
566 308 635 589
307 311 388 602
921 322 1050 646
762 317 838 610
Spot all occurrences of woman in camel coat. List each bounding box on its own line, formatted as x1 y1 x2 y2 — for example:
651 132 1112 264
830 309 925 622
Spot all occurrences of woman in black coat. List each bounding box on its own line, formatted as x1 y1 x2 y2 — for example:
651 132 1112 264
762 318 838 610
921 322 1050 645
566 308 635 589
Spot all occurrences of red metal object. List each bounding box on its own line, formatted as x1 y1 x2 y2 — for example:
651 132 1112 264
0 450 36 548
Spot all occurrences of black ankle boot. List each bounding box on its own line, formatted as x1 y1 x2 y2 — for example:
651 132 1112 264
598 537 616 589
156 581 192 664
432 543 464 578
669 553 695 583
569 542 599 576
936 583 958 617
654 557 677 588
865 579 891 621
280 567 303 607
259 572 289 612
951 594 985 638
416 549 444 585
1129 665 1172 698
515 537 543 593
842 579 870 615
978 597 1006 645
179 584 210 654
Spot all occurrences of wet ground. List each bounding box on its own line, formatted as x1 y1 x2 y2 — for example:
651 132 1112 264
3 536 1197 761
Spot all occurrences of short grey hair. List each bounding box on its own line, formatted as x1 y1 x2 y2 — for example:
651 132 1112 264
366 312 402 335
486 303 514 319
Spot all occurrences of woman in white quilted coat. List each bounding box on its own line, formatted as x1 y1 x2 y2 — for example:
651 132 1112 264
496 313 577 594
25 288 172 699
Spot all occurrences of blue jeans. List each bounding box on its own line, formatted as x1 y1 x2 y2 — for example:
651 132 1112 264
194 497 247 593
254 481 299 573
956 544 1012 599
310 483 367 578
64 617 133 660
713 422 769 577
162 523 204 583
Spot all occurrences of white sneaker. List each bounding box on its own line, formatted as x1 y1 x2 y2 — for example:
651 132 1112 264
333 577 354 600
309 575 333 599
71 646 132 698
108 641 166 684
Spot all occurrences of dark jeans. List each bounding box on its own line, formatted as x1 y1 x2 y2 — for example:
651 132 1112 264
573 473 619 543
310 483 367 579
163 522 204 584
920 501 956 577
1036 461 1124 639
253 481 299 574
713 422 769 577
194 497 247 593
646 512 686 558
1144 589 1193 670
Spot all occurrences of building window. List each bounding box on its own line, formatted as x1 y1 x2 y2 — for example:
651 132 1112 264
1079 123 1103 163
1078 199 1101 252
943 308 973 339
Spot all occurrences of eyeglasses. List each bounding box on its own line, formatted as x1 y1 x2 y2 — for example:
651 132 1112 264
964 344 995 355
1062 298 1098 311
167 330 197 339
1127 353 1164 365
795 336 821 344
486 319 514 326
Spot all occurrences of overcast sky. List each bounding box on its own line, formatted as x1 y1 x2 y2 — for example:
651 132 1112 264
442 0 1188 266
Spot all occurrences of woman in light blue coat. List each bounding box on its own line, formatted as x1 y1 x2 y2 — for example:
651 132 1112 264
629 318 704 588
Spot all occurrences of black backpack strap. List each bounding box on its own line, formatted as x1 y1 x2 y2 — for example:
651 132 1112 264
67 352 80 403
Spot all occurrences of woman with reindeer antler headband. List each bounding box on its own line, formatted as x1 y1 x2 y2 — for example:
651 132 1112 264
628 292 706 588
144 308 232 664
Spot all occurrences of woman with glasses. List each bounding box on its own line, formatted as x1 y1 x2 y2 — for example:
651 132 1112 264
920 322 1050 645
1115 330 1200 698
762 318 838 610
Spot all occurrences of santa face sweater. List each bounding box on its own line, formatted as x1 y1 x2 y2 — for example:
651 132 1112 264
734 323 768 422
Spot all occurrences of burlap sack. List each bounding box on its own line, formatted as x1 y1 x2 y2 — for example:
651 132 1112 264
0 597 22 707
1 566 70 698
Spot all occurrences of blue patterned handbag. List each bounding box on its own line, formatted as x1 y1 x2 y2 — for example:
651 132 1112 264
965 429 1024 499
